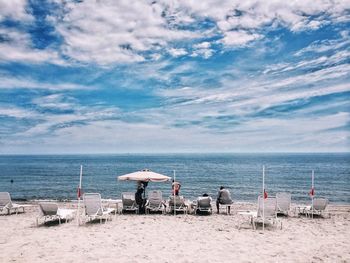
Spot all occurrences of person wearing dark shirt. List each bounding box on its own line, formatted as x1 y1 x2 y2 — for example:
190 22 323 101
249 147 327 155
135 187 146 214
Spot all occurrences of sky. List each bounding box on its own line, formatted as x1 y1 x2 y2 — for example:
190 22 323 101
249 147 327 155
0 0 349 154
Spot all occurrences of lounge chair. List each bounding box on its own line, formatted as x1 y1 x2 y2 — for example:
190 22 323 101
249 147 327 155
298 198 329 218
146 190 165 214
276 192 291 216
169 195 188 214
0 192 25 215
83 193 114 224
121 192 138 214
36 202 75 226
254 196 281 229
194 196 212 214
238 196 281 230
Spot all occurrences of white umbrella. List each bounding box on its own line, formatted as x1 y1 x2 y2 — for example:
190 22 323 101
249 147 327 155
118 169 171 182
118 169 171 211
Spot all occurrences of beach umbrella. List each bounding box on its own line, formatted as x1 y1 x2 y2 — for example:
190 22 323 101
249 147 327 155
118 169 171 182
118 168 171 198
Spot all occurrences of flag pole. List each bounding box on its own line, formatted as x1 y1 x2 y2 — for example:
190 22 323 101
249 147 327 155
311 170 314 219
77 165 83 225
173 170 176 216
262 165 265 231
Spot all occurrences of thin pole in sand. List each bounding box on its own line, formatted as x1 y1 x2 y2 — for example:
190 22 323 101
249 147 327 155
77 165 83 225
173 170 176 216
262 165 265 232
311 170 314 219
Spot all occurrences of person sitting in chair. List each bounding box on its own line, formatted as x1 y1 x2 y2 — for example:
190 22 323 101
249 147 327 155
216 186 233 214
172 179 181 196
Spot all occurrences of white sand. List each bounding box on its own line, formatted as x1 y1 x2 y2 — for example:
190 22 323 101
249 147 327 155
0 202 349 263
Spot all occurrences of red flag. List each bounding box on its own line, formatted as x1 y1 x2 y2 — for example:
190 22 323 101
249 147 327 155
264 189 268 199
309 187 314 196
77 187 81 199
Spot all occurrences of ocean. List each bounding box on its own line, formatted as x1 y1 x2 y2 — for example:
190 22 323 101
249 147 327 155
0 153 349 203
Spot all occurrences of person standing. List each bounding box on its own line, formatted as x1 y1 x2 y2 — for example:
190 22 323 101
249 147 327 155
135 187 146 214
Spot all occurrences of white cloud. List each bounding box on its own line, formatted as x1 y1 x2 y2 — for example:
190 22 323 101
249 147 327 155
191 48 214 59
0 107 37 119
1 0 349 65
264 50 350 74
294 31 350 56
221 30 262 46
193 42 211 49
0 0 32 22
0 75 95 90
0 43 64 65
191 41 213 58
54 0 197 65
154 63 350 122
31 94 75 111
168 48 188 57
0 25 65 65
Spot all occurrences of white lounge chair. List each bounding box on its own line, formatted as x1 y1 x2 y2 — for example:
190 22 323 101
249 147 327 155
83 193 114 224
194 196 212 214
169 195 188 214
299 198 329 218
121 192 138 214
254 196 281 229
36 202 75 226
276 192 291 216
0 192 25 215
238 196 281 230
146 190 165 214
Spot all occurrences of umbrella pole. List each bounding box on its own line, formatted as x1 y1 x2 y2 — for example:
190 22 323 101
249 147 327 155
173 170 176 216
312 170 314 219
77 165 83 225
262 165 265 232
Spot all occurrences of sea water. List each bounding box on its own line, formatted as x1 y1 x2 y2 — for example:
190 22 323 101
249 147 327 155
0 153 349 203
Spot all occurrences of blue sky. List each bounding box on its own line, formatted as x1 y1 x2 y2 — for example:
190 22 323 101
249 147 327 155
0 0 349 153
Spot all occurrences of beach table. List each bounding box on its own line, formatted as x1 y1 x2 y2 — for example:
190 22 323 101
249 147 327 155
237 210 257 229
103 199 122 216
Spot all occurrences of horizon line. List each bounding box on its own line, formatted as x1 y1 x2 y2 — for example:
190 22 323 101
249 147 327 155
0 151 349 156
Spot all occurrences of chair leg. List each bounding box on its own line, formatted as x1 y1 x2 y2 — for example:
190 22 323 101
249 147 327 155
253 217 258 230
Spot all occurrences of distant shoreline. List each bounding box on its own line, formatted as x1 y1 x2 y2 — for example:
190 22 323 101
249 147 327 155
1 152 350 156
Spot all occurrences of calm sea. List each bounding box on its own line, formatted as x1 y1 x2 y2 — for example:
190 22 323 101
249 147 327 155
0 153 349 203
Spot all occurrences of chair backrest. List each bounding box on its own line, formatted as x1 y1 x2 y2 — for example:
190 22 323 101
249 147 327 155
122 192 136 207
84 193 103 216
0 192 12 207
219 189 232 204
276 192 291 212
312 198 328 211
197 196 212 208
148 190 162 206
39 203 58 216
169 195 185 207
257 196 277 218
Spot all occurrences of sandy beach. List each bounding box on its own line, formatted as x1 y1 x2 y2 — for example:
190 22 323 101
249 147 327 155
0 202 349 263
